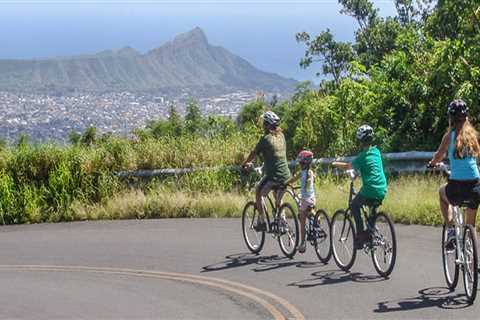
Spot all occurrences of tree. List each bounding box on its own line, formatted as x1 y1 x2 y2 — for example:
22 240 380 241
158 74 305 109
238 100 265 128
426 0 479 40
185 100 204 135
354 17 403 68
167 105 183 136
68 130 81 145
17 134 29 148
338 0 378 30
296 29 354 87
395 0 421 26
80 126 96 146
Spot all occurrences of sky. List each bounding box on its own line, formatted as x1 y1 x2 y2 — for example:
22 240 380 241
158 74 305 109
0 0 397 82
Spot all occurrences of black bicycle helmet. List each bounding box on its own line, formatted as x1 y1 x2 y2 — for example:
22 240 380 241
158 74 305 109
447 99 468 121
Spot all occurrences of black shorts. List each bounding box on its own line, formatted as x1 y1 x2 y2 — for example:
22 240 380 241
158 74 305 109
445 179 480 209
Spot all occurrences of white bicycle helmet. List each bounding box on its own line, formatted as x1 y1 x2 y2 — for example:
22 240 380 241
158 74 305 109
263 111 280 127
356 124 374 142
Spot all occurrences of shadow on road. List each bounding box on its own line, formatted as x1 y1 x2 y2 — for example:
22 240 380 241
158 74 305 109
201 253 325 273
288 269 385 288
374 287 471 312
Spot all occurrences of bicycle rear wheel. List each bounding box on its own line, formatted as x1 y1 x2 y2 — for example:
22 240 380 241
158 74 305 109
371 212 397 278
463 224 478 304
314 209 332 263
331 209 356 271
242 201 265 254
277 203 299 258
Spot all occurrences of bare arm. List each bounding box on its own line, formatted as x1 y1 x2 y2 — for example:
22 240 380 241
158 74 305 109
242 150 256 167
429 131 450 166
332 161 353 170
286 172 300 185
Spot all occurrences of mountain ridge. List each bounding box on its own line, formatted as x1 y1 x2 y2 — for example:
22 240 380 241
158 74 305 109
0 27 297 95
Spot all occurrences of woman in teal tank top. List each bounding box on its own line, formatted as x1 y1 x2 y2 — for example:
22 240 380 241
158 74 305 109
429 100 480 238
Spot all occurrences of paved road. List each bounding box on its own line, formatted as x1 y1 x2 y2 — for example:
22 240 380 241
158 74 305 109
0 219 478 319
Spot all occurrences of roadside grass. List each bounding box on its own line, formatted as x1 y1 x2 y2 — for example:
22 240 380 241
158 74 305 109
71 188 249 221
71 174 447 228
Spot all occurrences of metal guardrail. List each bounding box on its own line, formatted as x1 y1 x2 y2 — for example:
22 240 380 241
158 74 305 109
117 151 436 178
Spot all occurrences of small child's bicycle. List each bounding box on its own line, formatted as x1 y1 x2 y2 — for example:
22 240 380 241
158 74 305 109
429 162 478 304
331 169 397 277
288 186 332 263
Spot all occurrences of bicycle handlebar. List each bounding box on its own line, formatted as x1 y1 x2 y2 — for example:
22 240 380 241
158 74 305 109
427 162 451 176
346 169 359 180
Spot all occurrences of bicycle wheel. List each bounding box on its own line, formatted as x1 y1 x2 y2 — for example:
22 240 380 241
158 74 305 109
442 224 459 289
242 201 265 254
371 212 397 278
331 209 356 271
463 224 478 304
277 203 299 258
314 209 332 263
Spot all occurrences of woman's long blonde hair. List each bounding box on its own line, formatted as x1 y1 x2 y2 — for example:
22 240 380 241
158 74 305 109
452 118 480 158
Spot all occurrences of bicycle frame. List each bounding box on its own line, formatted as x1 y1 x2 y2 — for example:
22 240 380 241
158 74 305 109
342 170 379 245
261 193 275 232
433 162 469 266
452 205 467 265
261 187 293 233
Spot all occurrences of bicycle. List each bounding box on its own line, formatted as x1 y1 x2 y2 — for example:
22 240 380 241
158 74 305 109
288 185 332 263
331 169 397 278
429 162 478 304
241 166 300 258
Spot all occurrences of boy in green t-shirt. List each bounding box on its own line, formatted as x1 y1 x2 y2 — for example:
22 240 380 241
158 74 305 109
242 111 291 231
332 125 387 248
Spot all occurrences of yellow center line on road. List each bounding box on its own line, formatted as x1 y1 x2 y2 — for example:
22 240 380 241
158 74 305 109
0 265 305 320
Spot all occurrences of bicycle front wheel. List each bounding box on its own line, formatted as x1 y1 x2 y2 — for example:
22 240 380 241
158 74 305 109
277 203 299 258
314 209 332 263
331 209 356 271
442 224 459 289
371 212 397 278
463 224 478 304
242 201 265 254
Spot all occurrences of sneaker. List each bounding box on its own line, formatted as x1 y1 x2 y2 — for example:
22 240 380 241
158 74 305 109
355 231 370 249
253 221 267 232
298 242 306 254
445 227 456 252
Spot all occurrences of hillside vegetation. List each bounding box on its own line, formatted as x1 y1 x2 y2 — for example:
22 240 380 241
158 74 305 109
0 0 478 225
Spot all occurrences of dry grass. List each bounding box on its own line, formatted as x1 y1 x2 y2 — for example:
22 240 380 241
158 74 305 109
71 188 249 221
70 175 448 229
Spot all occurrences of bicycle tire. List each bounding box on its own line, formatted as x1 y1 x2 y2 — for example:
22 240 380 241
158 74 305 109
371 212 397 278
463 224 478 304
277 202 299 258
241 201 265 254
331 209 356 271
314 209 332 263
442 224 459 289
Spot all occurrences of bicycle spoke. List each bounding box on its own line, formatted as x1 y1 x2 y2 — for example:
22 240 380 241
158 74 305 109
371 213 397 277
332 210 356 271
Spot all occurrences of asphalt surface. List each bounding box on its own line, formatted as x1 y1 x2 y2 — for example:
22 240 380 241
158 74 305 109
0 219 479 319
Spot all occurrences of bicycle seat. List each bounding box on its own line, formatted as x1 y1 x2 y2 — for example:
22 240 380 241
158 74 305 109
453 199 474 208
272 184 287 191
364 199 382 210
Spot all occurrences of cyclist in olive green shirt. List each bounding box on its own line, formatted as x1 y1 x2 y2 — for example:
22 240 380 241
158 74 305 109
332 125 387 247
242 111 291 231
